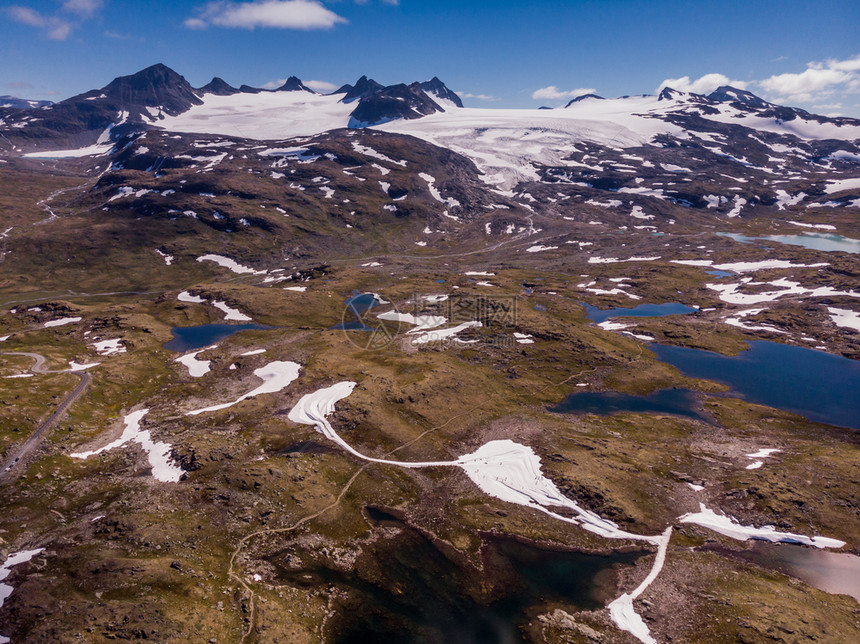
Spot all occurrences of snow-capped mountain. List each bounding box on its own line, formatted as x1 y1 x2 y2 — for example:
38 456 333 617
2 63 858 221
0 64 463 151
0 95 53 109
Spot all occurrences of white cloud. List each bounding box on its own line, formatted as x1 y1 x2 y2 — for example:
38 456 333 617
61 0 103 17
657 73 748 95
5 1 103 40
6 6 44 27
303 79 338 92
758 55 860 103
185 0 347 30
531 86 596 101
47 21 72 39
457 91 496 101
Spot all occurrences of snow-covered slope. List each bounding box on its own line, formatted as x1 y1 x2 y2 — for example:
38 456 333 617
376 98 684 189
153 88 860 192
159 90 354 140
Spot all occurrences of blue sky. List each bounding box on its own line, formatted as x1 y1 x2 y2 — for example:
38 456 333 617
2 0 859 116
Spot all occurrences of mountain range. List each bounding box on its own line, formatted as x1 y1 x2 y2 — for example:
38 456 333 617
0 64 462 150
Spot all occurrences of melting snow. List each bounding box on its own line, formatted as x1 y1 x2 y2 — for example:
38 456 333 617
823 177 860 194
827 307 860 331
410 321 482 345
67 361 100 371
92 338 126 356
177 291 205 303
71 409 185 482
708 278 860 305
788 221 836 230
196 254 266 275
1 548 45 613
185 361 301 415
377 310 447 334
155 249 174 265
212 301 252 322
680 504 845 548
44 317 81 328
176 345 215 377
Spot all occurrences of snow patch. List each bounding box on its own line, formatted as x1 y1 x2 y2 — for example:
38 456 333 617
44 316 81 328
71 409 185 482
176 345 216 377
196 254 266 275
185 361 301 415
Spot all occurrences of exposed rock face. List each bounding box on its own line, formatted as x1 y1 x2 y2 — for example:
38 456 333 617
197 77 239 96
340 76 385 103
419 77 463 108
0 63 202 148
565 93 605 107
349 83 443 127
275 76 313 93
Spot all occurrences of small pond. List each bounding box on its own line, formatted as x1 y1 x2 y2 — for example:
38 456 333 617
550 388 713 423
583 302 697 324
163 323 270 352
705 541 860 603
718 232 860 254
332 292 386 331
272 509 648 644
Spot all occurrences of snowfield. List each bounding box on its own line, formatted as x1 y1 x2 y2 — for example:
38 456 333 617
159 90 354 140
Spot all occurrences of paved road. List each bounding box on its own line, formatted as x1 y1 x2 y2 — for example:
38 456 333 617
0 352 91 483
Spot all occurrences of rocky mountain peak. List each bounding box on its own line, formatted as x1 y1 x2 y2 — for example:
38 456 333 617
341 76 385 103
707 85 771 109
419 77 463 108
100 63 202 115
276 76 312 92
348 82 443 127
198 77 239 96
565 93 604 107
658 87 683 101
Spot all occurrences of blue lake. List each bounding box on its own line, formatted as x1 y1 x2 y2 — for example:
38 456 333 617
718 232 860 254
550 388 713 423
332 293 385 331
651 341 860 430
584 302 697 324
706 269 735 278
164 324 271 352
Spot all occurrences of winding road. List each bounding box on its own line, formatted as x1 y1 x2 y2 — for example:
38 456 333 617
0 352 91 483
